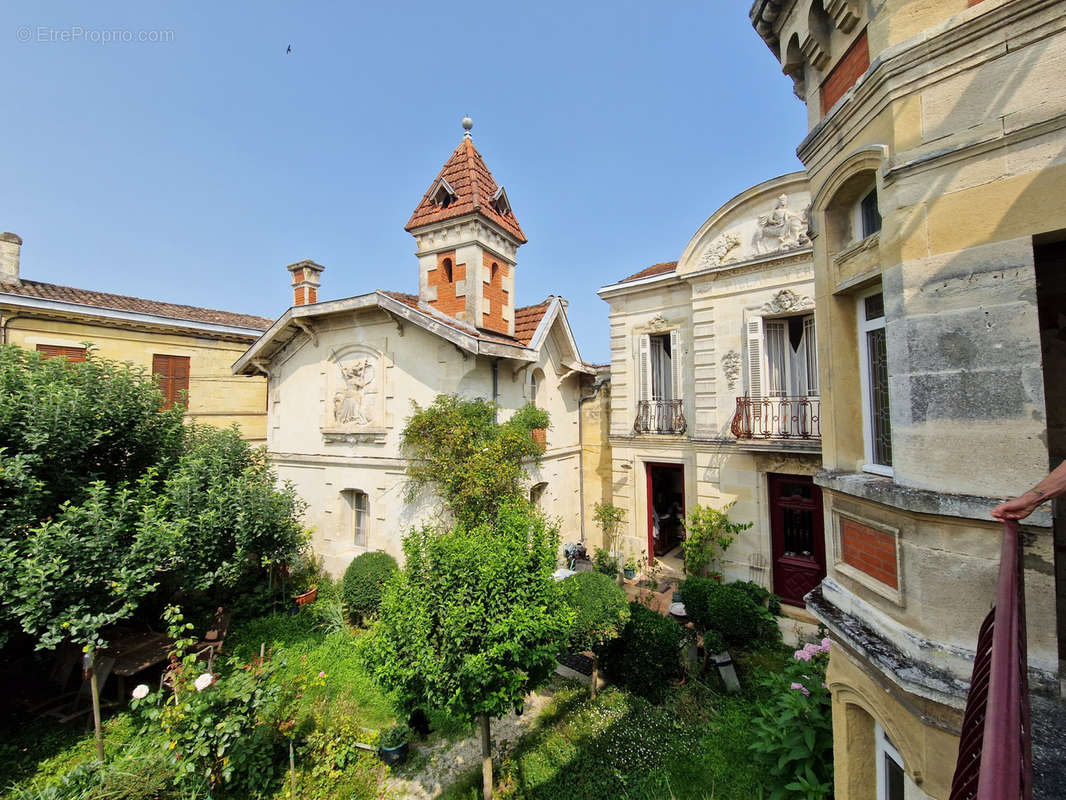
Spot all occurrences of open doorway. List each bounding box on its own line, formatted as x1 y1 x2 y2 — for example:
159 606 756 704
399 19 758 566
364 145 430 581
645 463 685 561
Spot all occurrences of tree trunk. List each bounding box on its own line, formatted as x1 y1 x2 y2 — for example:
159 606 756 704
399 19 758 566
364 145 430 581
590 653 599 699
479 713 493 800
88 649 104 762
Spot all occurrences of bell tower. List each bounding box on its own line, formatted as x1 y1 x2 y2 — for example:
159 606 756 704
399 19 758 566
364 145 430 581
404 118 527 338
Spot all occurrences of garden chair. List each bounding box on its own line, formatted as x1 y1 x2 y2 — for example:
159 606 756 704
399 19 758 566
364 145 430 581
193 607 231 671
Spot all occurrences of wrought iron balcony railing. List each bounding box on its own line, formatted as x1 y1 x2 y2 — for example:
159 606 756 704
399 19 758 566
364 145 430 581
633 400 686 435
949 519 1032 800
730 395 820 440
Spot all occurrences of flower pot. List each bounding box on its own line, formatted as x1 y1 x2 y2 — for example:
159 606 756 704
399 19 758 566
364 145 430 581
379 741 409 766
295 587 318 606
623 568 636 580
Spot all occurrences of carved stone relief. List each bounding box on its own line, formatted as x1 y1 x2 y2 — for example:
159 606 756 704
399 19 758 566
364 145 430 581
323 347 384 439
759 289 815 315
699 231 743 268
752 194 810 256
721 350 741 390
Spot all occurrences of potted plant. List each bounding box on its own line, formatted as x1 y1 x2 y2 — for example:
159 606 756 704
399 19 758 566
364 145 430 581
378 723 411 766
623 555 637 581
294 585 318 606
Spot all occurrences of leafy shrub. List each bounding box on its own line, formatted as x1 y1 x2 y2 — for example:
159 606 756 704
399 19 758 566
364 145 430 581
602 602 684 703
593 547 619 577
733 579 783 616
559 572 630 653
380 724 411 748
749 639 834 799
681 502 752 576
342 551 399 623
680 579 777 649
592 501 625 554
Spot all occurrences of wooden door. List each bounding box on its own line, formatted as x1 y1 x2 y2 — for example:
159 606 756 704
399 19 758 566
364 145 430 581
768 473 825 606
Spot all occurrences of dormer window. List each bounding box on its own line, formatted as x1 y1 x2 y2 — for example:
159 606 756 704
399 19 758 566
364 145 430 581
491 186 511 216
430 177 457 209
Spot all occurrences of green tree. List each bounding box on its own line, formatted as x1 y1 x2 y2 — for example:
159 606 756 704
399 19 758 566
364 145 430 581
681 502 752 576
400 395 549 527
558 571 630 698
361 502 570 799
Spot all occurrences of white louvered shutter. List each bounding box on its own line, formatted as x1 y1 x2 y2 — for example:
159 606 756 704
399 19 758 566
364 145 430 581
669 329 682 402
638 334 651 402
745 317 764 399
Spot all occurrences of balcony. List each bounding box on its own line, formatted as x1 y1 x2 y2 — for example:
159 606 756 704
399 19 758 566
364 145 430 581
633 400 686 435
731 395 821 440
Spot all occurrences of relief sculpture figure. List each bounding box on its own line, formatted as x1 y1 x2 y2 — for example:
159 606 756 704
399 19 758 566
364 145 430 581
333 359 375 426
752 194 809 255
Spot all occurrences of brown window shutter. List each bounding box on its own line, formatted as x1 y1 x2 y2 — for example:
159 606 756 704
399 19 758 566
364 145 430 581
153 354 190 409
36 344 87 362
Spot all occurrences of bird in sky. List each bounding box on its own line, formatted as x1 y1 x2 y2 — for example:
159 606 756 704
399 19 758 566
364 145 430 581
286 44 292 54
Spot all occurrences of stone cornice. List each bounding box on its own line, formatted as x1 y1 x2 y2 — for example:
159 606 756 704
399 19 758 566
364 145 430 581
796 0 1064 177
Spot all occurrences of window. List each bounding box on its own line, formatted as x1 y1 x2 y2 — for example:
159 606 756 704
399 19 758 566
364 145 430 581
763 315 818 397
875 724 905 800
529 368 544 405
152 354 190 410
747 315 817 398
36 344 86 362
858 290 892 472
639 331 681 402
345 490 369 548
442 258 453 283
529 482 547 507
858 187 882 239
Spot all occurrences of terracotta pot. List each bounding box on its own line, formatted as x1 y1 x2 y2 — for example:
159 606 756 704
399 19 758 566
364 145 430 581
295 587 318 606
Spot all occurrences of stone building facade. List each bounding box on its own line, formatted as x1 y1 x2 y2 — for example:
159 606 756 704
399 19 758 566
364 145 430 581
0 232 270 443
750 0 1065 797
599 172 827 618
234 129 597 575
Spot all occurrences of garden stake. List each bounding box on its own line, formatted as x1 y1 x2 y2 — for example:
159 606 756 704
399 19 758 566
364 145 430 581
88 648 105 762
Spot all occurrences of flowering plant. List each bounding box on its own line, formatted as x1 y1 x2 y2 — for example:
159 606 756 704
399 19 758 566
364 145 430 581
748 638 833 799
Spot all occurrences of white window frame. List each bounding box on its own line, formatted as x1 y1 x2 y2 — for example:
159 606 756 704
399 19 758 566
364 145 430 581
344 490 369 548
750 313 818 399
857 288 892 476
637 330 682 404
874 723 905 800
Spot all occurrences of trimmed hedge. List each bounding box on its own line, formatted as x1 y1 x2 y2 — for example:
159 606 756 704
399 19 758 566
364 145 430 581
602 602 684 703
680 578 778 649
559 571 630 653
342 551 398 623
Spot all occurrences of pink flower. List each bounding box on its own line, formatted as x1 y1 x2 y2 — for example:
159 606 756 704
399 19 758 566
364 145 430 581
822 682 828 689
790 682 810 696
318 671 325 678
821 637 831 651
794 649 812 662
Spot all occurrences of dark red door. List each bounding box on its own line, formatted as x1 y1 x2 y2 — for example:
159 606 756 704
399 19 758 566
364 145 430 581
768 474 826 606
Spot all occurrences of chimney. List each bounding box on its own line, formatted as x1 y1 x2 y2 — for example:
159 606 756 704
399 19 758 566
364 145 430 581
286 259 324 306
0 233 22 285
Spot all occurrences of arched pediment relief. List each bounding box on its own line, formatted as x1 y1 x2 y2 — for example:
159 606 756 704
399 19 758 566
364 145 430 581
760 289 814 315
322 344 386 441
677 174 811 276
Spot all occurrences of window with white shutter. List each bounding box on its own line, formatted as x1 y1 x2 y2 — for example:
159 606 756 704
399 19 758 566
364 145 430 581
638 334 651 403
745 317 764 398
669 329 682 403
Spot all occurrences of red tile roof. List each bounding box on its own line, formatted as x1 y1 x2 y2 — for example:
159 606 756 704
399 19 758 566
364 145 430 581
380 290 550 347
0 279 274 331
620 261 677 283
404 138 527 243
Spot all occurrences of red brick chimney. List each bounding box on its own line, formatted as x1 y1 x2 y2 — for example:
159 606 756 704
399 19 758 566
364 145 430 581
286 260 324 306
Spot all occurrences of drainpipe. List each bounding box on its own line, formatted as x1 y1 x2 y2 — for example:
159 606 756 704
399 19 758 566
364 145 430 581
491 358 499 422
1 310 20 344
579 375 614 546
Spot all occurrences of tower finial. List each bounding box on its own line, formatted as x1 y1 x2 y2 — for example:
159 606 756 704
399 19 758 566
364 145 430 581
461 115 473 139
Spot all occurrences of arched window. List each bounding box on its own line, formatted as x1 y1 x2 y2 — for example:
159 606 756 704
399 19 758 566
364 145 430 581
343 490 369 548
530 482 548 507
442 258 453 283
530 368 544 405
491 262 499 282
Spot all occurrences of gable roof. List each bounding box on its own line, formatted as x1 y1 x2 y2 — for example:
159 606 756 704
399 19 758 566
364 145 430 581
404 138 528 243
379 290 549 347
620 261 677 283
0 278 274 332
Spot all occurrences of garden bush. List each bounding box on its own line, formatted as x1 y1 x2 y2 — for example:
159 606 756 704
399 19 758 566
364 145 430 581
342 551 399 623
559 571 630 697
602 602 684 702
749 639 834 799
680 579 778 649
733 579 783 616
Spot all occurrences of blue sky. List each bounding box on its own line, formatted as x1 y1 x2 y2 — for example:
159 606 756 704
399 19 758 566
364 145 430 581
2 1 806 364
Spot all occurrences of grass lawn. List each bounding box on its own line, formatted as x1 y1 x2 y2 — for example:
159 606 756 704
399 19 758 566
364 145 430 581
441 658 783 800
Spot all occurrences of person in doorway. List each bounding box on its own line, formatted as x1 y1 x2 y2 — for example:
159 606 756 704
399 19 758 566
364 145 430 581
991 461 1066 520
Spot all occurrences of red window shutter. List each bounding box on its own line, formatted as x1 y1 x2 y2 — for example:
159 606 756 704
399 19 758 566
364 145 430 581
153 354 190 409
821 29 870 115
36 344 87 362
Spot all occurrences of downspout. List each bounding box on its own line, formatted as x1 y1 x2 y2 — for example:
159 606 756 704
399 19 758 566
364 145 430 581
577 372 609 544
0 310 18 344
491 358 499 422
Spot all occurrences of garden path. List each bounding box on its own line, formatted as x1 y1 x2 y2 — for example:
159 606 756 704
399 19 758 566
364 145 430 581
385 686 557 799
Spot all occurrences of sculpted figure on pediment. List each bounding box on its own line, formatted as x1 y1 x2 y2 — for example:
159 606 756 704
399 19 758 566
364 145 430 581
752 194 810 255
331 356 376 427
699 231 743 268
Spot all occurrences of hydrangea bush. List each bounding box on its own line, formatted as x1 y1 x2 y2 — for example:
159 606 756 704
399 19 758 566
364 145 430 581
748 638 834 799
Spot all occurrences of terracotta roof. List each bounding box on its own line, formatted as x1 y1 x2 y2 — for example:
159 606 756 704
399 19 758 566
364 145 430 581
0 279 274 331
404 138 527 243
513 301 550 345
620 261 677 283
379 290 550 347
